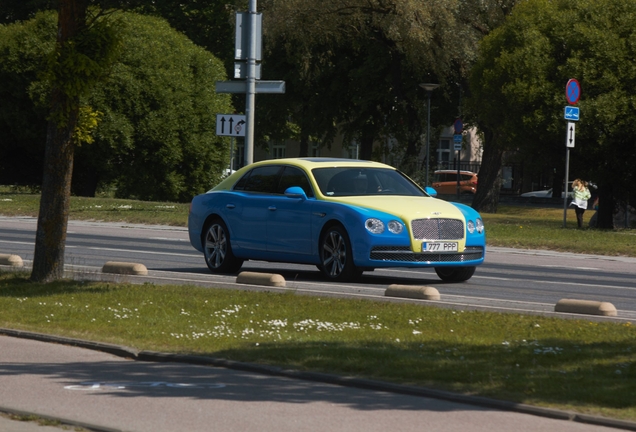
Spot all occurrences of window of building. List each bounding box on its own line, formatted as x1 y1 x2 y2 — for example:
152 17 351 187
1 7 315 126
311 142 320 157
438 139 451 164
271 143 286 159
345 142 359 159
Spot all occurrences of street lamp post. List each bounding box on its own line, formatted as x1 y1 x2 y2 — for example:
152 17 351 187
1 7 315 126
419 83 440 186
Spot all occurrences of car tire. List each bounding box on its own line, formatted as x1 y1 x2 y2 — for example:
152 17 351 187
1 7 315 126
434 266 476 282
202 218 243 274
318 224 361 282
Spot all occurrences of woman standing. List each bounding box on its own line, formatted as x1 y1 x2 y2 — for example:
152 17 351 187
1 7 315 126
570 179 591 228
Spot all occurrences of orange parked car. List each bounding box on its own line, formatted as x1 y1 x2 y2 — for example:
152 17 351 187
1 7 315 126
432 170 478 195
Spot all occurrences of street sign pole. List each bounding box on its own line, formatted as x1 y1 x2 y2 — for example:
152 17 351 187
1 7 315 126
563 78 581 228
245 0 258 165
456 149 461 200
563 145 571 228
453 119 463 200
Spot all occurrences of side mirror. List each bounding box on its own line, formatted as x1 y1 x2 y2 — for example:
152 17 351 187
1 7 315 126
284 186 307 200
426 186 438 197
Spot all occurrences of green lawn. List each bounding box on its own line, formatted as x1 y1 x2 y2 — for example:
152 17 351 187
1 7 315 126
0 274 635 421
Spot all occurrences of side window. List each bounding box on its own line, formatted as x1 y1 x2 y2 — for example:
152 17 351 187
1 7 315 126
234 166 282 193
277 167 314 197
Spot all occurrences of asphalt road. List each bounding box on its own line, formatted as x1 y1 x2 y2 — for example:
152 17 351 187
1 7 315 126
1 215 636 321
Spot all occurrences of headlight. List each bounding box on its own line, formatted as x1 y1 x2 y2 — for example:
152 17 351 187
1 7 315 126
467 220 475 234
365 218 384 234
387 220 403 234
476 218 484 233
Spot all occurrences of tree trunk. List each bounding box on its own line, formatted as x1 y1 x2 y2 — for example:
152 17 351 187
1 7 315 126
31 0 86 282
596 183 615 229
359 122 374 161
298 103 309 157
31 113 78 281
298 127 309 157
472 127 504 213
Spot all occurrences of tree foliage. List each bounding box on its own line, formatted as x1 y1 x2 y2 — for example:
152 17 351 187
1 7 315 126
0 10 233 201
258 0 487 173
81 11 233 201
467 0 636 223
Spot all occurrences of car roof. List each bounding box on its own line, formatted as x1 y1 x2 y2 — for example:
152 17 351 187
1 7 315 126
248 157 395 170
211 158 397 191
434 170 477 175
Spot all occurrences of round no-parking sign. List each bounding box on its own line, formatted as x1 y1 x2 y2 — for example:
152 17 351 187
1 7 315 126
566 79 580 105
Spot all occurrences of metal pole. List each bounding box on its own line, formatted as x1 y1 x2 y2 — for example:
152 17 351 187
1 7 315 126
563 147 570 228
425 92 431 186
457 149 461 200
244 0 257 165
230 137 234 172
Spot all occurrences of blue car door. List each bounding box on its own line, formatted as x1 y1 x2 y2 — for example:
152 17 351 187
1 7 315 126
266 166 314 256
227 165 283 252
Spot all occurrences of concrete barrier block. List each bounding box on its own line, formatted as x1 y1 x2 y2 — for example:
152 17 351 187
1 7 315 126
385 285 440 300
102 261 148 276
236 271 286 287
0 254 23 267
554 299 617 317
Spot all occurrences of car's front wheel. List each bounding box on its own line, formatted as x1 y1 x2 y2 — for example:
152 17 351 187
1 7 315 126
434 266 476 282
202 219 243 274
318 225 361 282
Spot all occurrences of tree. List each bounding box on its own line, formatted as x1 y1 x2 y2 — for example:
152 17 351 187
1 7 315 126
0 11 233 201
31 0 119 282
259 0 482 173
0 15 53 187
78 12 233 201
467 0 636 224
0 0 56 24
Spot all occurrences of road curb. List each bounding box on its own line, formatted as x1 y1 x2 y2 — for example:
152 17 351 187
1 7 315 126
236 271 286 287
0 253 23 267
101 261 148 276
2 328 636 432
385 285 440 300
555 299 617 317
0 405 123 432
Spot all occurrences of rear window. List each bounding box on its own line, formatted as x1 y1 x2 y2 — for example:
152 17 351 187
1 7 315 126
234 166 282 193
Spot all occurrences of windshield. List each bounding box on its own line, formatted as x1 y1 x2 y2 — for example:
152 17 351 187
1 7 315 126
312 167 428 197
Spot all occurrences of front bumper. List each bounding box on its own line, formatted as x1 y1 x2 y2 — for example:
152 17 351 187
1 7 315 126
367 245 485 266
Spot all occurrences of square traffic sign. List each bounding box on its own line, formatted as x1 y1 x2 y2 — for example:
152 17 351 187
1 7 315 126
564 106 580 121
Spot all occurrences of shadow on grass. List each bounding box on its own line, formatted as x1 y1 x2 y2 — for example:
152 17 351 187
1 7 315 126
0 273 113 297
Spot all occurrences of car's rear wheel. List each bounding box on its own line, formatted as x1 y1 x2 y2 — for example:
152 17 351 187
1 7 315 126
434 266 476 282
203 219 243 273
318 225 361 282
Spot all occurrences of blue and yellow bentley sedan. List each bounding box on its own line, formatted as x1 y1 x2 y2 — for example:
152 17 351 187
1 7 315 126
188 158 485 282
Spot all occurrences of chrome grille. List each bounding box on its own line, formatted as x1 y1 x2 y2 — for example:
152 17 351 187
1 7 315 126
370 246 484 263
411 218 464 240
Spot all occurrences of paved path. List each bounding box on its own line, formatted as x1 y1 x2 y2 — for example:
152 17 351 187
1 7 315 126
0 335 631 432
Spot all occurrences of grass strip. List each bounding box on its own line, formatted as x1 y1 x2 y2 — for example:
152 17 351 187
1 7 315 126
1 272 634 421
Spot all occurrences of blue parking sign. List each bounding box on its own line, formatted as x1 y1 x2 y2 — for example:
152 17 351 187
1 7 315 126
564 106 580 121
